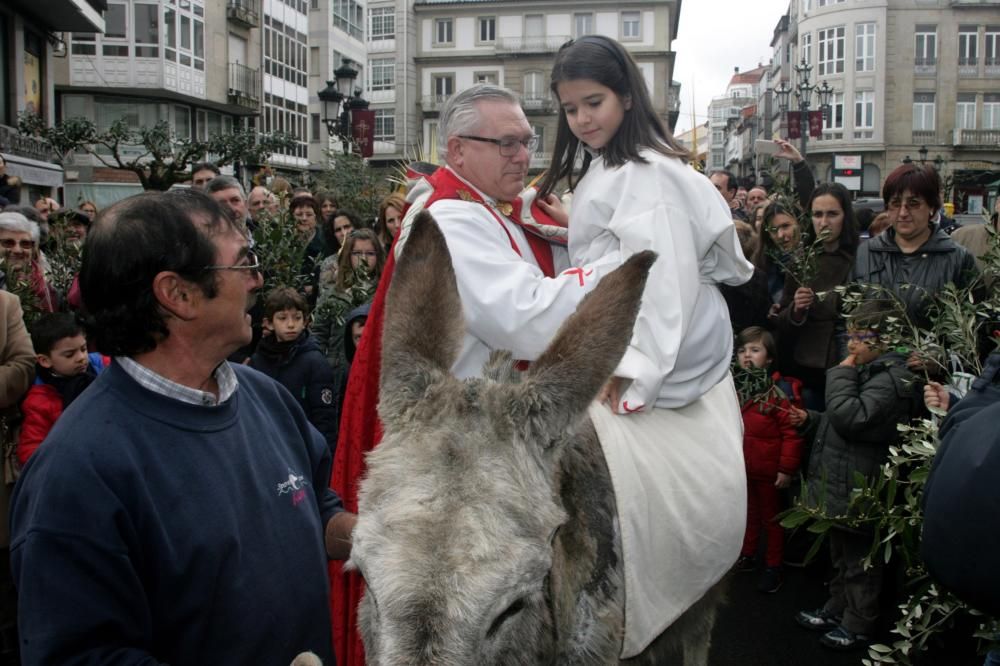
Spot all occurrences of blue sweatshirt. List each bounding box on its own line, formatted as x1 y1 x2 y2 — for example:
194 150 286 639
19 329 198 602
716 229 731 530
10 361 342 665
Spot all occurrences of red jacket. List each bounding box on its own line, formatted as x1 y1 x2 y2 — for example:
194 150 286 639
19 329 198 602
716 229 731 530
741 373 804 481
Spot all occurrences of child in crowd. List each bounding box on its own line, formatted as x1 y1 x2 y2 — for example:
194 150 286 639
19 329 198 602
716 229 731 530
312 228 385 370
791 302 921 651
249 287 339 456
734 327 803 594
331 304 370 430
17 313 107 466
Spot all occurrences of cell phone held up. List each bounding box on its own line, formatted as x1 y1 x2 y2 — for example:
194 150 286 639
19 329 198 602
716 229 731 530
754 139 780 156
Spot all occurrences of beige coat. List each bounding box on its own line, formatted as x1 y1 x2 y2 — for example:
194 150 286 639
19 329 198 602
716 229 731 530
0 291 36 547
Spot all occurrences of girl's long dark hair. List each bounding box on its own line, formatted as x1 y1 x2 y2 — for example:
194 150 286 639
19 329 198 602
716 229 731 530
539 35 690 197
803 182 860 256
751 201 798 272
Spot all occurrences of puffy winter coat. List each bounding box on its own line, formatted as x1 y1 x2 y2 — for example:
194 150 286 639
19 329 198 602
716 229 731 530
249 330 338 455
742 372 804 481
852 226 979 327
802 352 921 519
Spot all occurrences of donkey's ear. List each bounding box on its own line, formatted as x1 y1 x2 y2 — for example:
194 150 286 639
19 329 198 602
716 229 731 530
380 211 463 421
520 251 656 439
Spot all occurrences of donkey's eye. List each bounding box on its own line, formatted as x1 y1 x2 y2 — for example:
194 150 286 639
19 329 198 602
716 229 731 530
486 597 526 638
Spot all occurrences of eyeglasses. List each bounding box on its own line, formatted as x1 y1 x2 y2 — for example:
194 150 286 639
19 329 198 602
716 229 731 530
0 239 36 250
351 251 378 259
887 198 927 212
203 249 262 276
458 134 539 157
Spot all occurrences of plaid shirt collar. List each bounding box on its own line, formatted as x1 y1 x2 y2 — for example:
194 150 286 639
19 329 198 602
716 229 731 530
116 356 239 407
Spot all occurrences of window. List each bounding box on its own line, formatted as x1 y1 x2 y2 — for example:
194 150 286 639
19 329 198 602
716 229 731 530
818 0 845 6
958 26 978 66
103 3 128 56
801 0 811 15
433 74 454 99
524 14 543 39
531 125 545 157
574 13 593 38
855 23 875 72
913 92 935 131
854 90 874 129
333 0 363 40
374 109 394 142
369 7 394 41
915 25 936 65
987 27 1000 66
478 17 496 43
369 58 394 92
984 93 1000 129
174 106 191 140
523 71 544 108
475 71 498 84
823 93 844 131
435 18 453 45
818 26 845 75
621 11 641 40
71 32 96 56
956 93 976 130
800 32 811 65
311 113 321 142
133 4 159 57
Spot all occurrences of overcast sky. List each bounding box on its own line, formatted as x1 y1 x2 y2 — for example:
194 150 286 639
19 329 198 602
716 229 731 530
672 0 793 134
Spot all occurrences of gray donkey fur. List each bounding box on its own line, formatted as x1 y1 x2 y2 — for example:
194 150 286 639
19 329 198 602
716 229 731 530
349 212 725 665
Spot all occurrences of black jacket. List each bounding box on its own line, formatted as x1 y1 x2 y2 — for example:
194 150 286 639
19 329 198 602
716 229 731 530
852 225 979 327
801 352 921 521
249 329 338 455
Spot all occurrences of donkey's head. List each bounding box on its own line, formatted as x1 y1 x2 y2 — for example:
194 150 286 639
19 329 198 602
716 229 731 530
351 212 654 665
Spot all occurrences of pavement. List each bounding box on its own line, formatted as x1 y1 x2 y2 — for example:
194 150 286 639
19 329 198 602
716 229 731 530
708 546 983 665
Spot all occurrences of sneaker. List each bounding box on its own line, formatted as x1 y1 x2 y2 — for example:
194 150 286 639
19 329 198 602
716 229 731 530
820 625 869 650
735 555 756 572
795 608 840 631
758 567 782 593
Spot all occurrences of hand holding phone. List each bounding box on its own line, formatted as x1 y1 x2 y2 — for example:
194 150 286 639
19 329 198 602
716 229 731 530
754 139 780 156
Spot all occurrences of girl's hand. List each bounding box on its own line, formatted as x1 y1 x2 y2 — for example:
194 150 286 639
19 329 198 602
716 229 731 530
924 381 950 413
792 287 815 317
597 376 626 414
788 407 808 427
775 472 792 489
536 194 569 226
839 354 858 367
906 351 927 371
767 303 781 320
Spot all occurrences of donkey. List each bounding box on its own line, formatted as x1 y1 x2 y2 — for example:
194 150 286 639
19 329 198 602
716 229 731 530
349 212 725 665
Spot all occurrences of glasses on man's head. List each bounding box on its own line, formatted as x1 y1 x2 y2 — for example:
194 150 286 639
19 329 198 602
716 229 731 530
0 239 36 251
457 134 539 157
350 251 378 259
203 249 262 277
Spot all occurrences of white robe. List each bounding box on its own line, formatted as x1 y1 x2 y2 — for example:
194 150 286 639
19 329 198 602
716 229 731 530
395 168 623 378
570 150 753 657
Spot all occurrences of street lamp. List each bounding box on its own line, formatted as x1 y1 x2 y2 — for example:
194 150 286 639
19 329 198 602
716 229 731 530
918 145 929 164
773 59 834 159
318 59 370 155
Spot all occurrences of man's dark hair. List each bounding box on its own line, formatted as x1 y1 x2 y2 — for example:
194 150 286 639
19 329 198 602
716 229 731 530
709 170 738 193
263 286 310 320
191 161 220 177
80 191 226 356
31 312 85 356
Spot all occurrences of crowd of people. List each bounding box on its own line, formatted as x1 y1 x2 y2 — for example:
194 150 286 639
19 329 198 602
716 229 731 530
0 32 995 665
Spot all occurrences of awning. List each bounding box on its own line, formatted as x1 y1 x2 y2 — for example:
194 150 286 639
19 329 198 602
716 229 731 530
1 153 64 188
7 0 104 33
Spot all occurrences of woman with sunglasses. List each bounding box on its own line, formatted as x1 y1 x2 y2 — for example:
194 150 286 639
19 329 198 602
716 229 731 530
311 228 385 371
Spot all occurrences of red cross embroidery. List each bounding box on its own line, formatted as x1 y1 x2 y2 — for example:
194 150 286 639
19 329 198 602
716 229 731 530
622 401 644 414
562 267 594 287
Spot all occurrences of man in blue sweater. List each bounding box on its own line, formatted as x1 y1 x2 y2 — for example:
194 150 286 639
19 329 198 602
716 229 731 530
10 190 357 665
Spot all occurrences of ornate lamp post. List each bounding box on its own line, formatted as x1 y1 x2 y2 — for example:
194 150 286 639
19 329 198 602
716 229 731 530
774 59 834 159
318 59 370 155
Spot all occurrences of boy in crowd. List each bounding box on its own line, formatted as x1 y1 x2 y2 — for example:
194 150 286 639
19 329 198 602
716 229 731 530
17 313 107 466
790 301 921 651
250 287 338 455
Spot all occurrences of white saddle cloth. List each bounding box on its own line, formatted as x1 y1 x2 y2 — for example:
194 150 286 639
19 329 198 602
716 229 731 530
588 373 746 658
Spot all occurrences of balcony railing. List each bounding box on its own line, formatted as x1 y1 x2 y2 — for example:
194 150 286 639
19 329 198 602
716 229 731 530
420 94 453 112
521 93 555 112
912 130 937 144
227 0 259 28
495 35 570 54
952 128 1000 147
914 56 937 75
228 62 261 108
